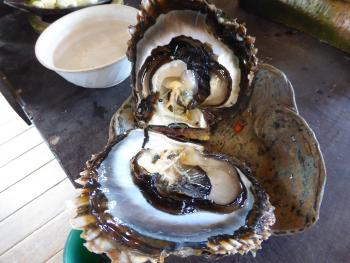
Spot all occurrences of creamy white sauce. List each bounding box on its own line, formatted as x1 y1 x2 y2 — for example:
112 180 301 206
53 20 130 70
98 129 254 243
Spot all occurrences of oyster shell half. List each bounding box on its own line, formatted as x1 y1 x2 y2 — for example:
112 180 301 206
128 0 257 140
73 129 275 263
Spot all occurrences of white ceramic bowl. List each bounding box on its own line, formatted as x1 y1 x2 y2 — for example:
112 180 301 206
35 4 138 88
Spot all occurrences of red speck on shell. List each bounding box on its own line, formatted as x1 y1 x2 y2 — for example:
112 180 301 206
233 120 245 134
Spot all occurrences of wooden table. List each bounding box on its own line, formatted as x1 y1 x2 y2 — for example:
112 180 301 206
0 1 349 262
0 93 75 262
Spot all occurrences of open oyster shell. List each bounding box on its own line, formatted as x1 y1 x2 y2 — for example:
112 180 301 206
128 0 257 140
72 129 275 263
110 64 326 234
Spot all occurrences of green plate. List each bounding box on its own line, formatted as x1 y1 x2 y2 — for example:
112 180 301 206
63 230 110 263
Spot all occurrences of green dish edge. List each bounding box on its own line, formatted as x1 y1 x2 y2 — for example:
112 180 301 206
63 229 109 263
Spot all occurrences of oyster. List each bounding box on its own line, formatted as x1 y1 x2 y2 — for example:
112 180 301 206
128 0 257 140
72 1 277 262
73 129 275 262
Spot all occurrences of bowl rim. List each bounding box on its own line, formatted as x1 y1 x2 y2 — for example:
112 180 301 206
34 4 138 73
4 0 112 15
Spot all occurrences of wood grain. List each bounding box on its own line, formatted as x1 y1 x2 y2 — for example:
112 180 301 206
46 250 63 263
0 142 55 193
0 209 73 263
0 179 75 255
0 159 66 221
0 127 43 167
0 96 18 126
0 93 73 262
0 117 30 145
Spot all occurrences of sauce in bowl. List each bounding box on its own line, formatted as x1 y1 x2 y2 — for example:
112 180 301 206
53 20 130 70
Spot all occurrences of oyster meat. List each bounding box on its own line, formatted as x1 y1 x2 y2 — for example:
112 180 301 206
131 130 247 215
128 0 257 140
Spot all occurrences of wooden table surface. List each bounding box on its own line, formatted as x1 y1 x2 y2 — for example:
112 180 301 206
0 93 75 263
0 0 349 262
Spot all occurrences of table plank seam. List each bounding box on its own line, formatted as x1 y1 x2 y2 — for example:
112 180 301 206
44 248 63 263
0 178 76 255
0 158 55 194
0 116 17 128
0 177 67 223
0 124 32 147
0 204 68 256
0 209 72 261
0 141 44 169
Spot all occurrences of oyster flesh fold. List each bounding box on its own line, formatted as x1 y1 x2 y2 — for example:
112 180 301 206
72 129 275 263
128 0 258 140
